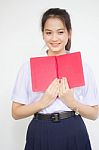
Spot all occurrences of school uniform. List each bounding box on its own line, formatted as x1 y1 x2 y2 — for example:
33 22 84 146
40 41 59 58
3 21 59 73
11 54 99 150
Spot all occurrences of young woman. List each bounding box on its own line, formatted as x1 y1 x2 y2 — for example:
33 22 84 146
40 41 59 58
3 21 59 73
11 8 99 150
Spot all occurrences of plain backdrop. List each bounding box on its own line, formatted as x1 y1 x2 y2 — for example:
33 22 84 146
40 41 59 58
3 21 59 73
0 0 99 150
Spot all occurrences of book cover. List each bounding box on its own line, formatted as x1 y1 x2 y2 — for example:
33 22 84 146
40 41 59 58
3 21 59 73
30 52 85 92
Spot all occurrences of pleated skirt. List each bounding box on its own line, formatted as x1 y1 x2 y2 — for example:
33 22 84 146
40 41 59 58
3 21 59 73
24 115 92 150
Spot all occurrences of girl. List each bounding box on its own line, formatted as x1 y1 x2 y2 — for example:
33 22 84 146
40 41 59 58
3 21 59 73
11 8 99 150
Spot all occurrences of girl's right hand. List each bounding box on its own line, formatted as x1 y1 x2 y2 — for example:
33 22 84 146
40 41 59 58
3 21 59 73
40 78 59 109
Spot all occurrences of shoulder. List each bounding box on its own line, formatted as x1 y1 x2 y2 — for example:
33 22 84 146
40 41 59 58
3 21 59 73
82 61 94 75
15 61 31 81
82 61 96 85
19 61 30 70
18 61 30 74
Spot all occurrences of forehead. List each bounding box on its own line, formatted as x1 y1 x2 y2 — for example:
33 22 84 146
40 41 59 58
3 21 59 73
44 17 65 30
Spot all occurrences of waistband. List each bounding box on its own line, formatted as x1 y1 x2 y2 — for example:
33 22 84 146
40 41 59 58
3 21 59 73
34 111 76 122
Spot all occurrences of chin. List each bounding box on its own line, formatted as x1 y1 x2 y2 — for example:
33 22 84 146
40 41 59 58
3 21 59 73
51 48 61 52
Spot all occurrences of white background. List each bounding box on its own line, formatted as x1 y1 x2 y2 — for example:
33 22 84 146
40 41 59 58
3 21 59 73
0 0 99 150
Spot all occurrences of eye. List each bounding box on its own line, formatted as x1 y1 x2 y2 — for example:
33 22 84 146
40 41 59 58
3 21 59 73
58 31 64 34
45 31 52 35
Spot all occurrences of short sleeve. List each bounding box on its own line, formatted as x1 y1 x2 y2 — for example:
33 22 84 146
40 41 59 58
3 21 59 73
81 63 99 106
11 63 29 104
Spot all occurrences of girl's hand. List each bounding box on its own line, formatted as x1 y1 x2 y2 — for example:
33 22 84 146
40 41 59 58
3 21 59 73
58 77 76 109
40 78 59 109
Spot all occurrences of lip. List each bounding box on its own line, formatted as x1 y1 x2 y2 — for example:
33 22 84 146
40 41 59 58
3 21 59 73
50 43 60 47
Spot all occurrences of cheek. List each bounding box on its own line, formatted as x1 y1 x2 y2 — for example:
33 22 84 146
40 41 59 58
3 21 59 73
43 35 51 43
63 36 69 44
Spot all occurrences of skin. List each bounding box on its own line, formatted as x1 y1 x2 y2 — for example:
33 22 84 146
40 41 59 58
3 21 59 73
43 17 71 56
12 17 98 120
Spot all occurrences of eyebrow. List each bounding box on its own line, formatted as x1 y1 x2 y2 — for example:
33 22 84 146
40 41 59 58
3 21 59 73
44 28 65 31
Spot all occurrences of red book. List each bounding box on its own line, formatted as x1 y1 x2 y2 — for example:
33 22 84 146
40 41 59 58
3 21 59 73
30 52 85 92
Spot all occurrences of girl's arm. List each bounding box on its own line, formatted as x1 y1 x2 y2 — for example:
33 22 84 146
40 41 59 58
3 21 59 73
71 100 98 120
12 78 59 120
59 77 99 120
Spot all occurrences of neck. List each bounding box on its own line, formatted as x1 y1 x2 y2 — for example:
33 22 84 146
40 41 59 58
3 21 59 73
47 50 66 56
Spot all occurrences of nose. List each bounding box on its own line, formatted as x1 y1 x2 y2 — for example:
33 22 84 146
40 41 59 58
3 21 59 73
52 33 58 41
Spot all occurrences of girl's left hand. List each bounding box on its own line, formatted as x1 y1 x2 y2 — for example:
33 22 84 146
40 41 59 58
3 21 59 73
58 77 76 109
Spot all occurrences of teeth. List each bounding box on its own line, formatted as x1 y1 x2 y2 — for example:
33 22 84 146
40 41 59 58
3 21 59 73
51 43 60 46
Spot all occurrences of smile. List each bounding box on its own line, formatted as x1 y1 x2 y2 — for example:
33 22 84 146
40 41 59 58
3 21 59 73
51 43 60 47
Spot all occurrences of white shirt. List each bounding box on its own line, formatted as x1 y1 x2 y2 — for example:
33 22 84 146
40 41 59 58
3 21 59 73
11 55 99 114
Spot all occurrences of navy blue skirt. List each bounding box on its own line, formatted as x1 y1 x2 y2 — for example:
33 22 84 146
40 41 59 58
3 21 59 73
24 115 92 150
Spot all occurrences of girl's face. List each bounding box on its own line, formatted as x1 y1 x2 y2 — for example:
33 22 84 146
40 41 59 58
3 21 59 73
43 17 71 56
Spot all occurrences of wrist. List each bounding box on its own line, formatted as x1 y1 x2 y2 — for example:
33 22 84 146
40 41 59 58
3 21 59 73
36 99 45 110
70 100 80 115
